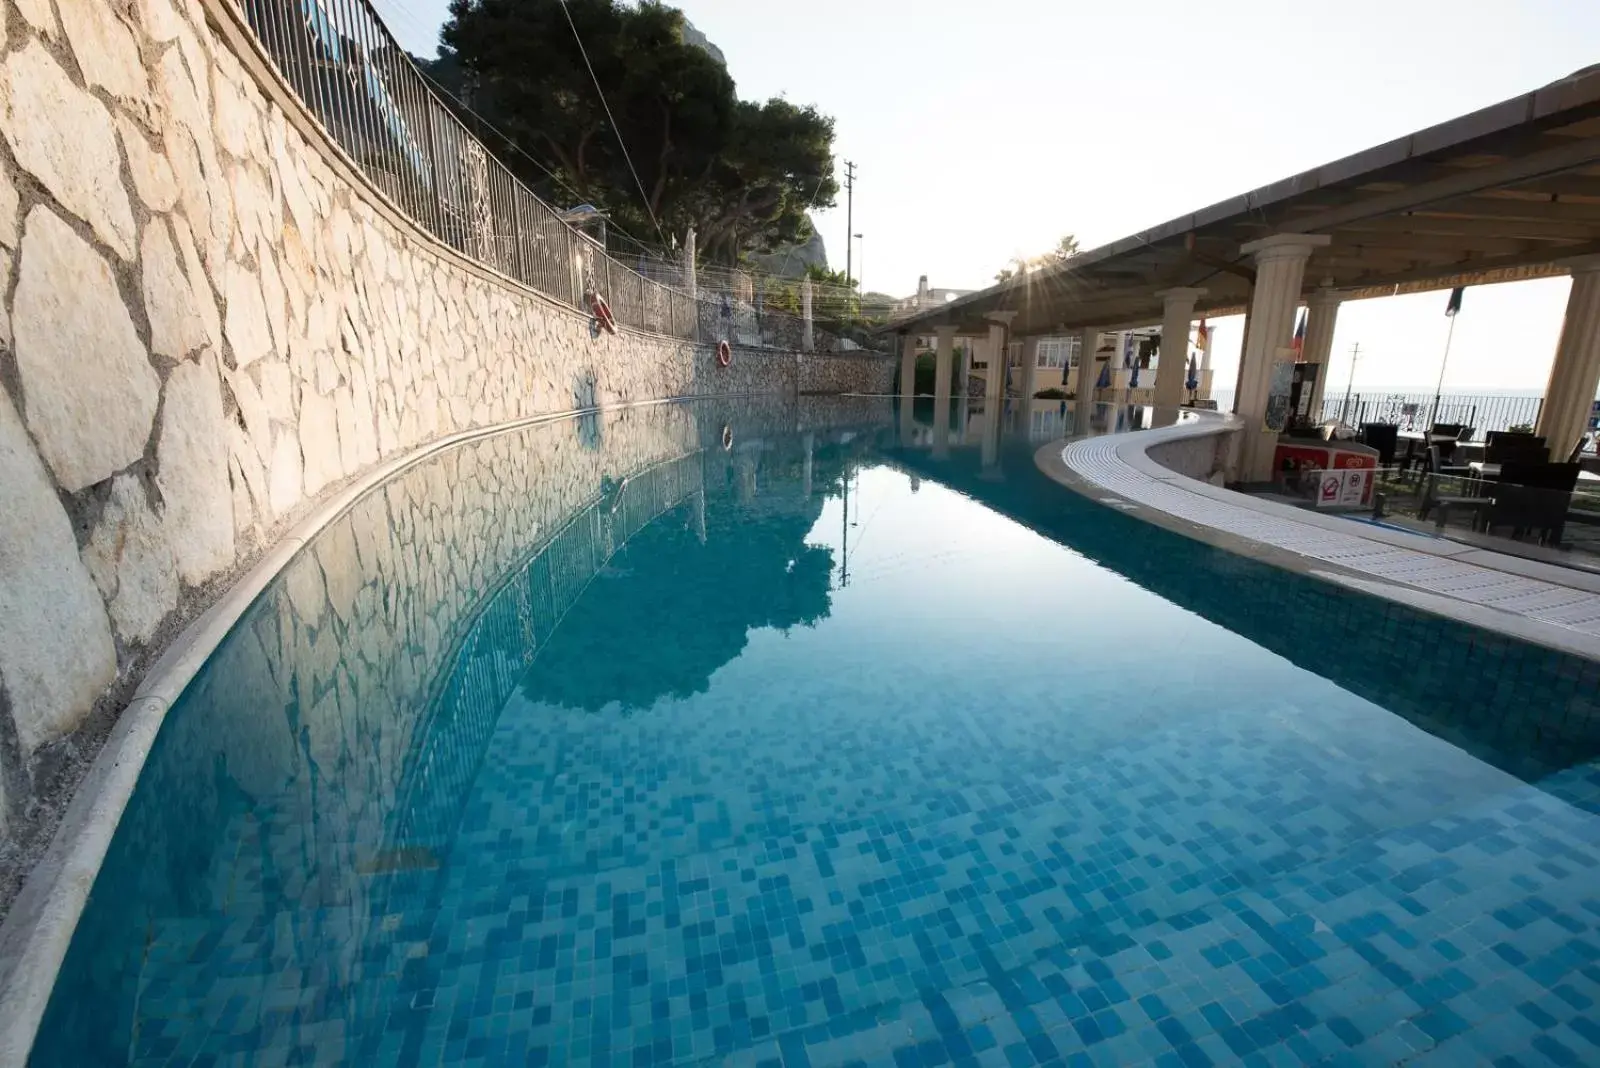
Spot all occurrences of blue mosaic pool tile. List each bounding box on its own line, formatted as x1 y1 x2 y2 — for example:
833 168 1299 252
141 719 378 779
32 412 1600 1068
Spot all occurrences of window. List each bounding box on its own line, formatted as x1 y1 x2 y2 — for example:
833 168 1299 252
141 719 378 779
1036 336 1080 369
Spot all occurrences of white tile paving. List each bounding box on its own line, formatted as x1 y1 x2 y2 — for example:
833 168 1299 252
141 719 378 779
1061 432 1600 643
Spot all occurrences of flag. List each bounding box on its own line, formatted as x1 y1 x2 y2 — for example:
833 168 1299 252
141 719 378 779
1291 309 1306 356
1195 318 1208 350
1445 286 1464 317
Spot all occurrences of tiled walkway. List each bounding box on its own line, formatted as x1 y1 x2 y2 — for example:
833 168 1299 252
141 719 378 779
1059 431 1600 652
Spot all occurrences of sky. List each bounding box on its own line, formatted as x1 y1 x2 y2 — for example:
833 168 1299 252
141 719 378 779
370 0 1600 394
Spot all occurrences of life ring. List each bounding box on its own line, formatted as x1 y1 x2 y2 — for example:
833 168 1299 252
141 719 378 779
591 293 617 335
721 425 733 451
716 340 731 368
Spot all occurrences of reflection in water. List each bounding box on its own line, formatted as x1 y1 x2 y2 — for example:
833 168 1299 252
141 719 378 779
31 396 1600 1068
37 398 885 1065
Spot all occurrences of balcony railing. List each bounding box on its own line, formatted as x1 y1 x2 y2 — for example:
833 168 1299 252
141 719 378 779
1322 392 1544 438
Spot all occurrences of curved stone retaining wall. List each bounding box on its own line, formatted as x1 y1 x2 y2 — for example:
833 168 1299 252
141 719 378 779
0 0 886 903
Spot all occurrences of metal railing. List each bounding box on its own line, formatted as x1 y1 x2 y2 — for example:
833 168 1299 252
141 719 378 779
1323 392 1544 438
232 0 762 343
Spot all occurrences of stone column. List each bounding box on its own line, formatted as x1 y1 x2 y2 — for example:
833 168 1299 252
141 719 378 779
984 313 1015 410
1235 234 1331 482
933 325 957 414
801 278 815 353
1153 288 1205 410
899 333 917 400
1301 287 1343 418
1018 336 1040 402
1536 257 1600 460
1072 326 1103 437
958 339 973 399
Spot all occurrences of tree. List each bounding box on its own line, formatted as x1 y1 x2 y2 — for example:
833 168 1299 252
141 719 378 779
995 233 1081 282
803 264 858 321
433 0 836 264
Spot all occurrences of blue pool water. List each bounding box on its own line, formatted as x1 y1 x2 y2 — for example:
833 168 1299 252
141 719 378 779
34 397 1600 1067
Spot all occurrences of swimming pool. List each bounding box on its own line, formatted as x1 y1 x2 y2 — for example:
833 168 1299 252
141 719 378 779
32 397 1600 1067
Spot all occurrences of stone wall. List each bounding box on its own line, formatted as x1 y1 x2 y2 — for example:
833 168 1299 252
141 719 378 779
0 0 846 896
798 352 895 395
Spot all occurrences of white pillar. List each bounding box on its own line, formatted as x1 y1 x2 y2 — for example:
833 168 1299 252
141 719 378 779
1072 326 1103 437
1301 287 1343 418
1198 320 1215 399
958 340 973 398
984 313 1014 409
899 333 917 400
1153 288 1205 410
1235 234 1331 482
801 277 815 353
1018 337 1040 401
934 325 957 413
1536 257 1600 460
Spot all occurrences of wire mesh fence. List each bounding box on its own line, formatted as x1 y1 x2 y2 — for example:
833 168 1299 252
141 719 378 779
228 0 869 352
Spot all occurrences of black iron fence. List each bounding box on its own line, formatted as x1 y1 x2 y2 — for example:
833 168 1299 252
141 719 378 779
1322 392 1544 438
229 0 845 350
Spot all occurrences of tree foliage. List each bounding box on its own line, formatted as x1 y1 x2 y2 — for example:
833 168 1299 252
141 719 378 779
995 233 1081 282
432 0 837 264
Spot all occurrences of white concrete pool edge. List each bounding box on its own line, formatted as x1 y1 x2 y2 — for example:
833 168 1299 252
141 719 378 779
1036 414 1600 663
0 396 758 1068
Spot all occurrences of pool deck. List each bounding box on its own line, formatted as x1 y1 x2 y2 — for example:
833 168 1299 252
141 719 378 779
1038 414 1600 662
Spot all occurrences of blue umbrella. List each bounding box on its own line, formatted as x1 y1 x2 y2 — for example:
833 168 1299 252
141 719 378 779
1186 355 1199 391
1095 357 1111 390
1129 360 1140 388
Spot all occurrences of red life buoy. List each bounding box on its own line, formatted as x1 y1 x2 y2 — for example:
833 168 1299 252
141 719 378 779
716 340 731 368
591 294 617 335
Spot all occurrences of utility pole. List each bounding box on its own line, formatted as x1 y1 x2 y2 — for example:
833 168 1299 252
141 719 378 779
1340 342 1360 425
843 160 856 290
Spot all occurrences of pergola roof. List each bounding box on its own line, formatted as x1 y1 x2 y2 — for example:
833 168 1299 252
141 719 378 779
887 64 1600 337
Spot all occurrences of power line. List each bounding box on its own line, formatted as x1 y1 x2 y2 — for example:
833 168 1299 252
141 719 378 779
558 0 670 249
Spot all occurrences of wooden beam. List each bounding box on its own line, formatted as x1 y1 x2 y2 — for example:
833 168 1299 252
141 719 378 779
1328 232 1535 256
1340 262 1571 302
1409 196 1600 224
1330 239 1600 289
1338 214 1600 241
1281 135 1600 233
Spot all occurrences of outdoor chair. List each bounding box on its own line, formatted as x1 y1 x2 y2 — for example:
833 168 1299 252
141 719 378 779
1485 441 1549 465
1484 461 1581 546
1359 423 1398 467
1417 445 1493 528
1485 431 1543 451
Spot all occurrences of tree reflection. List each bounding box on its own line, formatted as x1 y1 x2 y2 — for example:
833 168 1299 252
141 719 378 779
521 442 839 713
